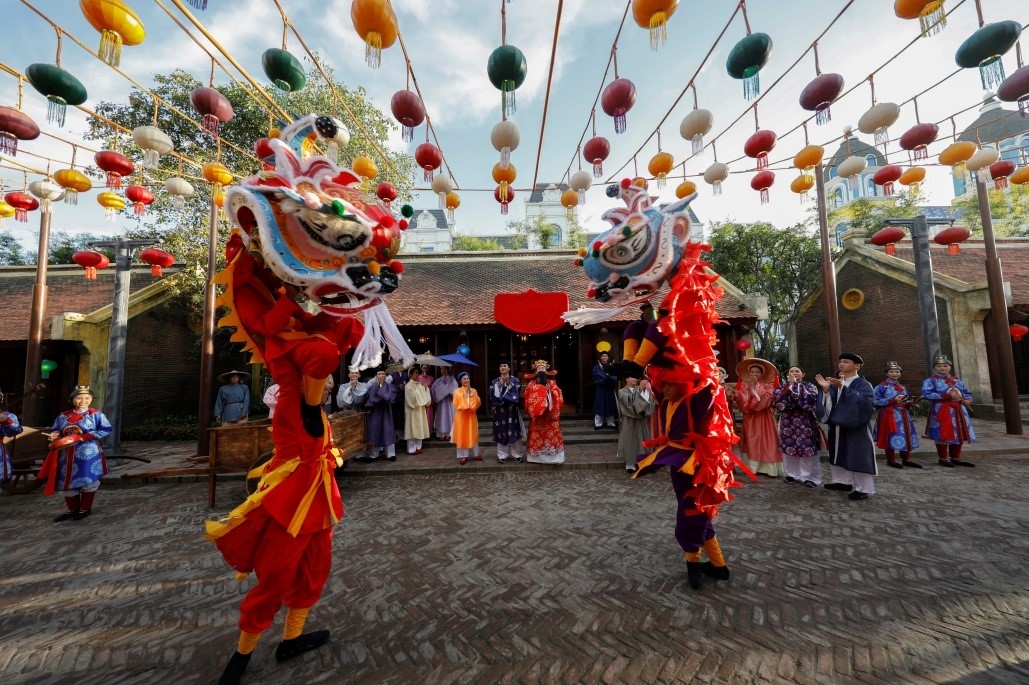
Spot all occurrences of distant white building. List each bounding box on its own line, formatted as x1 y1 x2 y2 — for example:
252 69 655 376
399 208 455 254
953 96 1029 198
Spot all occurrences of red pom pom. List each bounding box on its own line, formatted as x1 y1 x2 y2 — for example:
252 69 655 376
399 219 409 230
735 339 752 352
389 260 404 274
379 215 396 228
620 178 631 188
586 287 597 298
592 240 603 251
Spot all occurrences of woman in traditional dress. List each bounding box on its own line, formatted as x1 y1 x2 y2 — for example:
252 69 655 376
451 372 481 464
734 358 783 478
921 355 975 468
873 361 921 469
774 366 823 486
524 360 565 464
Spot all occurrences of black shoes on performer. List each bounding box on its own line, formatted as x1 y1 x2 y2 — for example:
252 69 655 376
217 652 252 685
276 630 330 662
686 561 731 590
700 562 731 580
903 461 923 468
54 510 91 522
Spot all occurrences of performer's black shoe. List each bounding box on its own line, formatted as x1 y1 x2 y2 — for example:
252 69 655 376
275 630 330 663
903 461 923 469
886 461 903 469
72 509 92 521
938 459 956 467
386 455 396 462
847 491 870 501
700 562 731 580
951 460 975 467
594 425 602 431
686 561 705 590
823 483 853 491
783 476 799 483
217 651 252 685
300 403 324 438
53 511 78 522
514 456 522 463
803 480 817 488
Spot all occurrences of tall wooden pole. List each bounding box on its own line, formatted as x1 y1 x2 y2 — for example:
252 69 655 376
909 215 943 376
196 198 219 456
814 164 841 366
22 206 53 426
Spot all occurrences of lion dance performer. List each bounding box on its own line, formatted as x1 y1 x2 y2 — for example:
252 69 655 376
204 115 414 684
565 177 749 591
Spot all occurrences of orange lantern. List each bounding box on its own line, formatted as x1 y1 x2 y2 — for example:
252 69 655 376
203 162 233 195
96 191 126 220
79 0 146 67
648 151 674 189
561 188 579 220
938 141 977 182
55 168 91 205
352 156 377 189
675 179 697 199
351 0 398 69
793 144 824 172
894 0 947 37
898 166 926 195
632 0 679 50
444 191 460 222
790 174 814 203
492 162 516 203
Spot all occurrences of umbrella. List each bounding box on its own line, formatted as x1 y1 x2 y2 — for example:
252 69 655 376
414 352 451 367
439 352 478 367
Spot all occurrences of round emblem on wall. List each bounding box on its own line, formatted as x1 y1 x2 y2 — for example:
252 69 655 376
841 288 865 310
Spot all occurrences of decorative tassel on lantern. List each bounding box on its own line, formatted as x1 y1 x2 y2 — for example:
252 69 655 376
885 244 897 256
713 180 722 196
977 166 993 185
202 114 220 137
874 127 889 150
501 81 517 117
0 134 16 156
99 30 123 67
612 109 627 134
499 201 509 216
882 182 894 196
46 96 68 127
760 188 769 204
920 3 947 37
756 153 768 171
815 105 831 126
979 57 1005 91
499 182 509 203
691 134 703 155
744 72 760 101
106 172 121 189
648 14 669 51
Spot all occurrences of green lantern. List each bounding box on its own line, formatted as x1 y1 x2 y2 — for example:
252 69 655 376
25 64 87 128
262 48 306 93
955 21 1021 91
40 359 57 380
487 45 527 116
725 32 772 101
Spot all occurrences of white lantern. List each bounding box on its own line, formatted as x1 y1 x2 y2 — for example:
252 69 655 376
703 162 728 195
679 108 713 155
569 169 592 203
29 179 65 213
966 147 1000 184
165 176 195 211
857 102 900 151
132 126 174 169
430 173 454 208
490 120 520 169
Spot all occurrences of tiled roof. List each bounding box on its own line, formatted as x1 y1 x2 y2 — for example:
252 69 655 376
886 238 1029 304
527 182 570 203
824 135 885 170
385 251 757 327
0 265 167 341
957 100 1027 146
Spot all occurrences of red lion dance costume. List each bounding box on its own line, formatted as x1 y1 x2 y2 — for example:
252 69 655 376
205 115 413 684
565 177 751 591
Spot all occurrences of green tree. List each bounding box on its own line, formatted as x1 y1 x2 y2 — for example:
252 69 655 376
951 186 1029 237
563 214 588 249
507 213 559 249
43 230 116 265
707 221 824 369
0 231 29 265
451 235 503 251
819 189 926 239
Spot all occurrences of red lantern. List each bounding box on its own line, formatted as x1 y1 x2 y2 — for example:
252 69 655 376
390 90 425 143
1010 323 1028 342
933 225 970 255
799 73 845 125
0 106 40 156
871 226 905 256
139 247 174 277
125 184 154 215
872 165 903 196
414 142 442 181
989 160 1016 191
190 86 234 137
4 191 38 222
997 64 1029 117
583 136 611 178
899 123 939 162
494 185 515 215
601 78 637 134
735 338 752 352
72 249 106 280
750 170 775 205
744 129 776 170
95 150 134 189
374 181 398 207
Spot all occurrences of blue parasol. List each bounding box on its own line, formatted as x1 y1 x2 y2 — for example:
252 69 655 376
439 353 478 367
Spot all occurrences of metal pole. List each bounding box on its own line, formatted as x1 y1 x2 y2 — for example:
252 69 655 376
976 179 1023 435
103 238 131 454
814 163 841 366
909 215 942 376
22 206 53 426
196 198 219 456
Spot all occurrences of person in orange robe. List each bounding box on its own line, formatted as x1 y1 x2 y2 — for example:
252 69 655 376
451 372 481 464
734 359 782 478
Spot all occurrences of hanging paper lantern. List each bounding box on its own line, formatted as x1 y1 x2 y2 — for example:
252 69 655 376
1010 323 1028 342
735 338 752 352
54 169 91 205
351 0 398 68
492 162 517 203
131 125 173 169
744 129 776 170
583 136 611 178
632 0 679 50
790 174 814 203
72 249 106 280
202 162 233 195
125 184 154 215
648 151 674 189
5 191 38 222
750 170 775 205
390 90 425 143
997 65 1029 117
430 173 454 208
894 0 947 37
838 155 867 193
726 32 772 100
799 73 845 125
164 176 194 211
28 180 64 213
262 48 306 93
414 142 442 182
938 141 977 182
871 225 906 256
955 21 1021 91
94 150 133 189
561 188 579 219
873 165 903 196
0 106 40 156
899 122 939 161
352 156 378 188
79 0 146 67
679 108 713 155
190 87 233 137
444 191 460 222
0 200 14 227
601 78 637 134
491 120 520 170
858 102 901 151
989 160 1016 191
704 162 729 195
569 170 592 203
898 166 926 195
139 247 174 277
25 64 87 128
96 191 126 220
966 148 1000 184
374 182 398 207
494 185 514 215
487 45 528 116
933 225 970 254
1012 167 1029 206
675 179 697 199
793 144 824 172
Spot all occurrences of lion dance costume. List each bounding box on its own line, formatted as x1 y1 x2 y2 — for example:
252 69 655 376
565 177 750 590
204 115 413 684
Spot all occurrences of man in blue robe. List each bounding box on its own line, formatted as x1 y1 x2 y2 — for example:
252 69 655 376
592 352 618 430
365 370 397 461
489 362 524 463
815 352 877 501
215 370 251 425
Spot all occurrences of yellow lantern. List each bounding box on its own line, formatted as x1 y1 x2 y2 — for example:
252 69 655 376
352 156 378 189
632 0 679 50
444 191 460 222
792 144 824 172
561 188 579 220
938 141 977 182
492 162 516 202
97 190 126 220
0 200 14 227
79 0 146 67
351 0 398 69
790 174 815 203
898 166 926 195
213 189 226 208
203 162 233 194
894 0 947 37
1011 166 1029 206
675 180 696 199
648 151 674 189
55 168 92 205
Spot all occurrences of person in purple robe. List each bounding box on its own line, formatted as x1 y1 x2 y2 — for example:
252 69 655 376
431 367 458 441
815 353 876 501
1 392 24 482
774 365 823 487
364 370 397 462
489 362 524 463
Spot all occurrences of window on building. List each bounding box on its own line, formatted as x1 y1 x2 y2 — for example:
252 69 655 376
829 166 838 180
865 154 878 167
833 187 844 208
865 176 876 197
835 223 848 247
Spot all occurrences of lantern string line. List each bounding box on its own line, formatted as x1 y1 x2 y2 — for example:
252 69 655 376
393 31 454 185
529 0 565 192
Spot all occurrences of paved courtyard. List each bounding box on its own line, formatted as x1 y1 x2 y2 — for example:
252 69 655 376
2 451 1028 684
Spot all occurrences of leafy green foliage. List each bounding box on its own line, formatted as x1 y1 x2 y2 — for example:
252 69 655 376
951 185 1029 237
40 230 116 265
507 214 558 249
0 231 29 265
820 189 926 239
121 414 198 441
451 235 503 251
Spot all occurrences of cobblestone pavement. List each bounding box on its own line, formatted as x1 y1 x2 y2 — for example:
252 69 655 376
2 451 1028 684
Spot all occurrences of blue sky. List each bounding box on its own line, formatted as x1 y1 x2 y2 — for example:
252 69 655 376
1 0 1026 251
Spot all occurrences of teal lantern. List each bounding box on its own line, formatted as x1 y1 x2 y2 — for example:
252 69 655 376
40 359 57 380
726 32 772 101
25 64 87 128
955 21 1021 91
262 48 306 93
487 45 527 116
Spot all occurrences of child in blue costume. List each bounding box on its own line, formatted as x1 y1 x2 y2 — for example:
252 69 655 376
921 355 975 468
873 361 921 469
